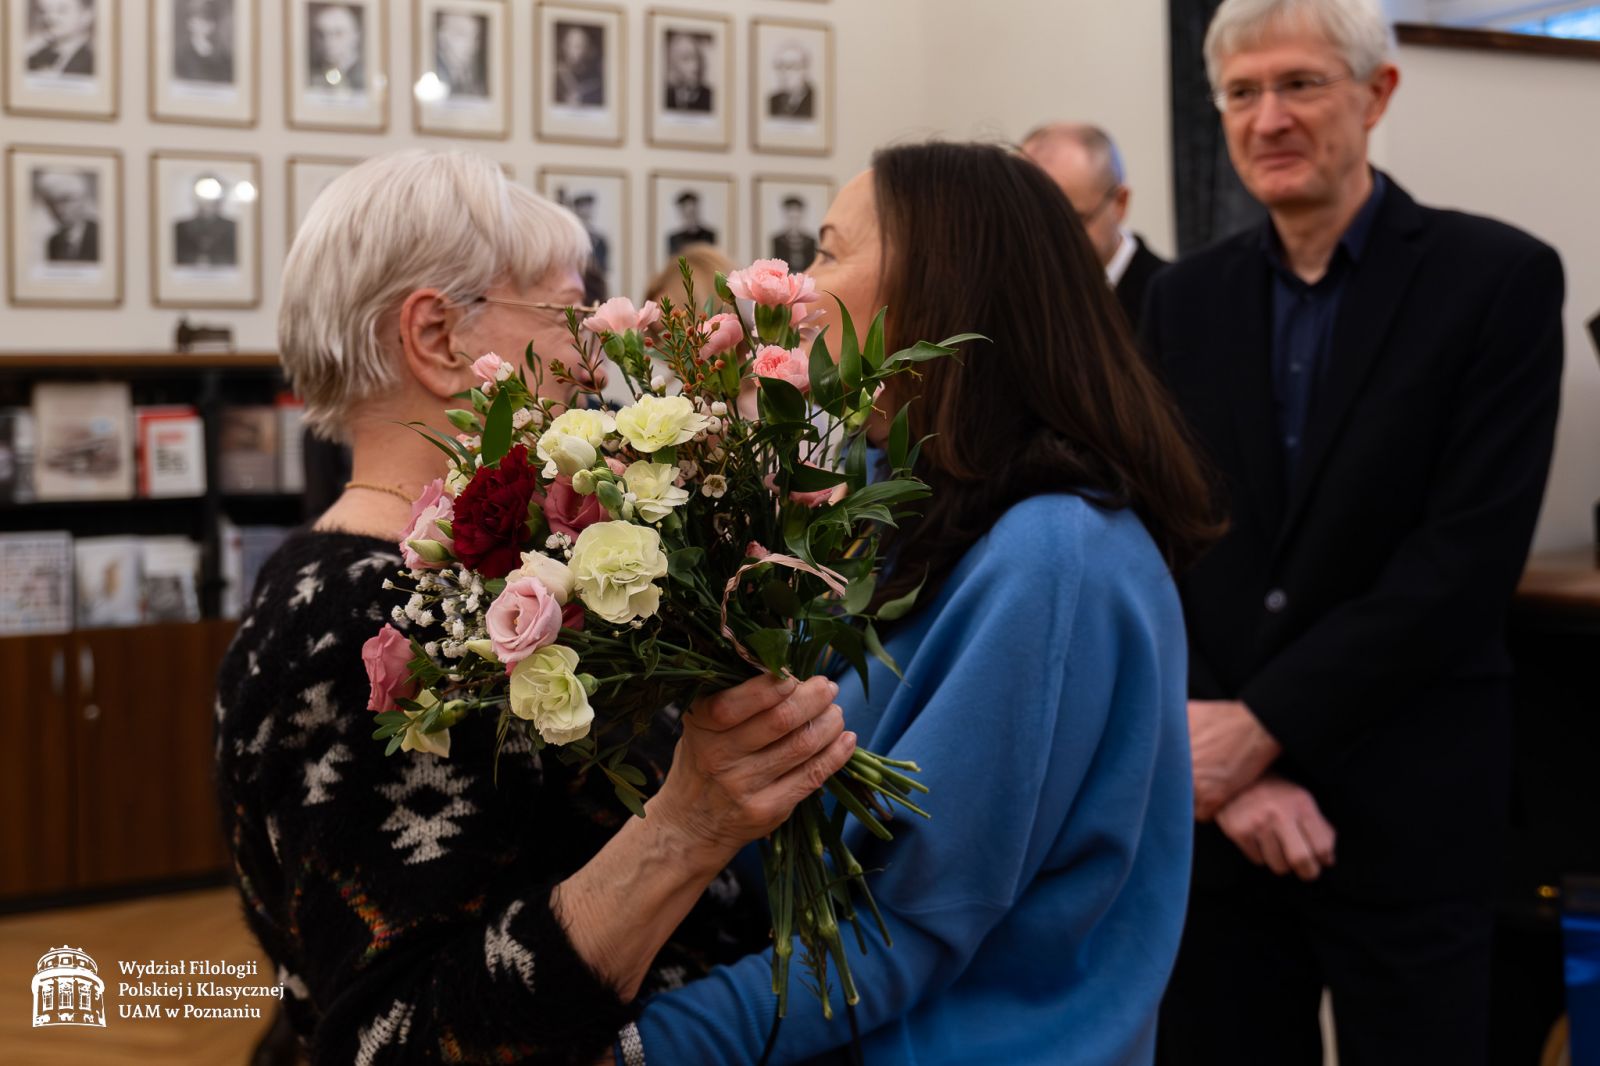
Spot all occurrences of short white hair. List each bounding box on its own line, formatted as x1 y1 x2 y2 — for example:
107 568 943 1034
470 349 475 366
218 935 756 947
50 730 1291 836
1204 0 1393 90
279 149 589 439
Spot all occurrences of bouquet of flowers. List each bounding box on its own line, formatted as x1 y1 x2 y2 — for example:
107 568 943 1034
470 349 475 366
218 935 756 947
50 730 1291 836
362 257 975 1017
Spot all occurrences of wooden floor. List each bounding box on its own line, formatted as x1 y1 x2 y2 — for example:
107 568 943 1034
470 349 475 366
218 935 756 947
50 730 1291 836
0 888 277 1066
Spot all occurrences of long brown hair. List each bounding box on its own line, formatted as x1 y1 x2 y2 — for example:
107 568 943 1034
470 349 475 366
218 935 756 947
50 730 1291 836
868 142 1221 606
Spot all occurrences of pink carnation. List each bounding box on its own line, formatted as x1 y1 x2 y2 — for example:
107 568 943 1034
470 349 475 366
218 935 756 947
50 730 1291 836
745 541 771 561
399 478 455 569
472 352 508 383
545 475 605 539
362 625 417 712
726 259 820 309
699 313 745 358
582 296 662 335
764 470 849 508
752 345 811 393
485 576 563 668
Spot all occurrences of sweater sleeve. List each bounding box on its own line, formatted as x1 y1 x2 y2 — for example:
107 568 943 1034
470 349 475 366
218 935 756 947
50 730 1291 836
629 499 1187 1064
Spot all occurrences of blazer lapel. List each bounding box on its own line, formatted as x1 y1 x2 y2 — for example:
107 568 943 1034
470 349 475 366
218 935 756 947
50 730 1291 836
1274 178 1428 554
1217 246 1288 537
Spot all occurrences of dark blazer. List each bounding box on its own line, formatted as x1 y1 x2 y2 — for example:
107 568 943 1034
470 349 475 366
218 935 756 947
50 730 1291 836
1115 234 1167 333
771 231 817 273
665 82 712 113
47 220 98 262
175 216 238 267
28 40 94 75
768 84 815 120
1142 175 1563 897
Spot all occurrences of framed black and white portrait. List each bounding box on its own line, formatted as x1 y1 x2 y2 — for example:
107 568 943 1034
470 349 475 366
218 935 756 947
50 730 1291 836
540 167 628 301
151 151 260 308
3 0 118 119
286 0 387 132
646 9 731 152
751 18 832 155
535 2 624 146
150 0 257 126
753 175 831 276
5 145 121 307
648 171 734 275
414 0 509 138
288 155 360 245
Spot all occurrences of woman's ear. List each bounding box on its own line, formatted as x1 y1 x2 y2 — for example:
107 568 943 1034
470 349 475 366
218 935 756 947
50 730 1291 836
398 288 475 400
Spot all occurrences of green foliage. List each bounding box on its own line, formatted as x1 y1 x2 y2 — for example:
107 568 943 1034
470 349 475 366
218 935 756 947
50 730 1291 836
480 387 513 465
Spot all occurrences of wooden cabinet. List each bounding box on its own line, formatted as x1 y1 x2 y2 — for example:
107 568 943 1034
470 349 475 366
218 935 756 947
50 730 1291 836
0 620 236 905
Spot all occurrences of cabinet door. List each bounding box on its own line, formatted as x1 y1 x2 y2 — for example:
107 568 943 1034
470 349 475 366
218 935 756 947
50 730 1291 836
72 621 237 887
0 634 78 900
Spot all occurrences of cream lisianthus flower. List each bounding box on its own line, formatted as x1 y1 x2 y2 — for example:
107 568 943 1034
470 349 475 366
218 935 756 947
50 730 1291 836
568 521 669 624
613 395 711 454
537 409 615 477
399 691 451 757
508 645 594 745
622 461 690 523
506 551 575 604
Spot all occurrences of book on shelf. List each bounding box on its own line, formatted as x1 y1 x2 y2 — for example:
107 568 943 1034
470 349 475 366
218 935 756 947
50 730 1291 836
75 536 145 629
0 407 37 504
0 531 74 635
218 405 279 494
136 405 207 498
32 381 135 502
219 518 291 620
141 536 202 624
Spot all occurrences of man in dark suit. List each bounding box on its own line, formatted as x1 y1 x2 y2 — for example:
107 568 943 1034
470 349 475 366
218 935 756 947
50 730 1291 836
36 169 99 263
1144 2 1564 1064
308 2 365 93
173 0 233 84
666 192 715 256
663 31 712 113
568 194 609 275
25 0 95 76
434 11 488 99
175 179 238 267
1021 121 1166 332
770 197 817 272
767 43 815 120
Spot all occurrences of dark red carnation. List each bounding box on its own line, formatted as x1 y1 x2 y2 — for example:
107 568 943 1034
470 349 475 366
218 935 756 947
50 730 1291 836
451 445 544 578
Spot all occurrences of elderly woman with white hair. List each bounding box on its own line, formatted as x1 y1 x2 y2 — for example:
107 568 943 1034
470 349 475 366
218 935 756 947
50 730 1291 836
214 150 854 1064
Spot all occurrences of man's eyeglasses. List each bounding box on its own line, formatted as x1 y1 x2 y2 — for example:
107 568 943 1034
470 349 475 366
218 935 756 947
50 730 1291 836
472 295 599 317
1077 184 1122 225
1212 72 1352 114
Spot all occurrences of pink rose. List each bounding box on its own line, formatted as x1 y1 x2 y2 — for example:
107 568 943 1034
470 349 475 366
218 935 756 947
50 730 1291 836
472 352 508 383
764 470 849 508
726 259 820 308
399 478 455 569
485 576 563 668
362 625 417 712
699 313 745 358
752 345 811 393
545 475 606 538
582 297 662 336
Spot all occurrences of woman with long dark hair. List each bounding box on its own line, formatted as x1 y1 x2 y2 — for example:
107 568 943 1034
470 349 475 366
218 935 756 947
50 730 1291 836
618 141 1219 1064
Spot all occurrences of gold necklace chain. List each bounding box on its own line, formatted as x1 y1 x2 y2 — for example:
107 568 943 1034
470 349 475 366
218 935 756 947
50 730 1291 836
344 481 414 504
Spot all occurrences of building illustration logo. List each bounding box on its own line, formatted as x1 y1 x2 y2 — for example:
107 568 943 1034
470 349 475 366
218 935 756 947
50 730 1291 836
32 946 107 1028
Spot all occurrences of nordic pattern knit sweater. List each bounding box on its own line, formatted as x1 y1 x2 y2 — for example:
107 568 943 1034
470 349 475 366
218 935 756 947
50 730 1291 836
214 530 768 1065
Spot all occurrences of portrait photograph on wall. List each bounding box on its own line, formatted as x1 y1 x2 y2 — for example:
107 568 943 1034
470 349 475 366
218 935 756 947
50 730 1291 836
287 154 360 244
540 166 628 300
648 170 734 274
645 9 731 151
753 174 831 275
3 0 118 119
750 18 832 155
150 151 260 308
413 0 508 138
285 0 387 132
5 144 121 307
535 1 624 146
149 0 256 126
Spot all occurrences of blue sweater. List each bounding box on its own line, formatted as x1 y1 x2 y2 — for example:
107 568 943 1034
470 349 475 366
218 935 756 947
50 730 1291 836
633 494 1194 1065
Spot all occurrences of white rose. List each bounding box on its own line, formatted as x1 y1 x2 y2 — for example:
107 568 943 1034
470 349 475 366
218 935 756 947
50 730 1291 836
508 645 594 745
506 551 575 604
622 461 690 524
568 521 669 624
613 395 711 454
537 409 614 476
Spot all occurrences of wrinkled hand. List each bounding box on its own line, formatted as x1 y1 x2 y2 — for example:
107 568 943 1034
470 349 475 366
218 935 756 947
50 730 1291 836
651 673 855 865
1188 699 1282 821
1215 773 1336 881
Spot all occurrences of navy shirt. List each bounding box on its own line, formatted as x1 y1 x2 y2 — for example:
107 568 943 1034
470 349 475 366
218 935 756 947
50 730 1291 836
1263 171 1386 480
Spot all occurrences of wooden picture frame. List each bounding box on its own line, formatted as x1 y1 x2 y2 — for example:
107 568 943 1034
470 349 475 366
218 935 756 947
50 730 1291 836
3 0 119 120
646 8 732 152
413 0 511 139
150 150 262 309
750 17 833 156
149 0 259 127
287 154 362 246
535 1 625 147
285 0 388 133
648 170 735 275
539 166 630 300
5 144 123 308
752 174 832 274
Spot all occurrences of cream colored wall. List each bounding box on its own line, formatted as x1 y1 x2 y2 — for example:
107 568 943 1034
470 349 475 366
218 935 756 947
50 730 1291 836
0 0 932 353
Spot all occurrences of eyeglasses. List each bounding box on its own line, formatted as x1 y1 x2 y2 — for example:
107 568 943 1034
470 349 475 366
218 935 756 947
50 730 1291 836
1211 72 1352 114
1077 184 1122 225
472 295 599 316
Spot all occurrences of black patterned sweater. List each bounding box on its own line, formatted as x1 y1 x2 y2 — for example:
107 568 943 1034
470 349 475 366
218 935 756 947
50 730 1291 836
214 530 769 1065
